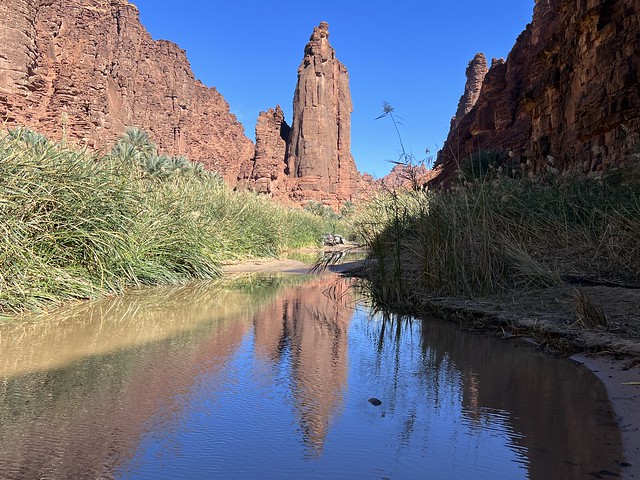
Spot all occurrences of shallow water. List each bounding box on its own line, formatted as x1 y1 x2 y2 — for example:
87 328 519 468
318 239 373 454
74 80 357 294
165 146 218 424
0 274 624 479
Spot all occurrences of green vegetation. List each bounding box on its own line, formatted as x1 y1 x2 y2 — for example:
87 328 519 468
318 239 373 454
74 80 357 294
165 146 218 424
0 128 336 315
352 166 640 310
304 200 355 221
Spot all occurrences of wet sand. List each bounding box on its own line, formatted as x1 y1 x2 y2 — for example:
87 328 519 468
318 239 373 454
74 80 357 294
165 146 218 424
573 355 640 479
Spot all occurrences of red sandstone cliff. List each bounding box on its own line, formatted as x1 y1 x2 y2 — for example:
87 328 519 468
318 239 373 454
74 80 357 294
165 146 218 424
287 22 358 201
0 3 360 203
240 22 361 207
0 0 254 183
436 0 640 182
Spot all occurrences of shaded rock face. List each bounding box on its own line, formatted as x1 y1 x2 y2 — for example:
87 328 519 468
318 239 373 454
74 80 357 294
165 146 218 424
437 0 640 182
0 0 254 183
242 106 291 195
451 53 489 129
286 22 358 201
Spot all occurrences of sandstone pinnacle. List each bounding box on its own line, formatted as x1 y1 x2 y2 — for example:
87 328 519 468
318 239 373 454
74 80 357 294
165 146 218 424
451 53 488 127
287 21 357 199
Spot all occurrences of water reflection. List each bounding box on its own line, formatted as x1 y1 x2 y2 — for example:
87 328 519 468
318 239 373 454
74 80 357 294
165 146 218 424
252 277 351 454
0 275 624 479
361 312 623 479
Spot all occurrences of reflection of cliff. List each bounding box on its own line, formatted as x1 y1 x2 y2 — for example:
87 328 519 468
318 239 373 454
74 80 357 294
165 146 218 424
0 277 293 479
0 276 625 478
418 320 622 480
253 277 353 454
363 313 623 479
0 274 353 476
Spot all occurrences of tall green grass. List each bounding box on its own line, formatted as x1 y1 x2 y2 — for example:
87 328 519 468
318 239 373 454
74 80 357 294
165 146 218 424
0 129 333 315
353 170 640 309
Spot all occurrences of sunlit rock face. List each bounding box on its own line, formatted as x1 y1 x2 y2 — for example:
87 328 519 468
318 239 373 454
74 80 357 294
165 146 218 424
287 21 358 202
436 0 640 182
0 3 361 204
241 22 361 207
0 0 254 183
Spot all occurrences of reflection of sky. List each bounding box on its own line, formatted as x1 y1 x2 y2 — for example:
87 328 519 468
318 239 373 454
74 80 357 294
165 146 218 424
118 306 528 480
0 276 621 479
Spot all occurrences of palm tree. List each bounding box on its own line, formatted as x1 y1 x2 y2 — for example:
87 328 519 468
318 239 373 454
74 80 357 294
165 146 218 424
121 128 157 158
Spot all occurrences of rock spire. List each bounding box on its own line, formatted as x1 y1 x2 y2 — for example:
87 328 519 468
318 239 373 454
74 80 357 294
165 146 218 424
242 21 360 206
451 53 489 129
286 21 358 199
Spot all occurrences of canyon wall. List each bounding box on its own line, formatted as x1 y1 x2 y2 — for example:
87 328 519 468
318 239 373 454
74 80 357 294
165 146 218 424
0 0 254 183
436 0 640 182
1 4 359 205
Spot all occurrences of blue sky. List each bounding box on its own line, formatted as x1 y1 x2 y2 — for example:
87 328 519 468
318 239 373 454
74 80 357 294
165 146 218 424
132 1 534 178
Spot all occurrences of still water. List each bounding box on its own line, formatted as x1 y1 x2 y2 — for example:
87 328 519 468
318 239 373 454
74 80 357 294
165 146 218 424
0 274 623 479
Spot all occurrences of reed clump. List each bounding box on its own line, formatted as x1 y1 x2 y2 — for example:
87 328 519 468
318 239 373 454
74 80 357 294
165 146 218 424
572 288 609 330
0 128 333 315
352 168 640 309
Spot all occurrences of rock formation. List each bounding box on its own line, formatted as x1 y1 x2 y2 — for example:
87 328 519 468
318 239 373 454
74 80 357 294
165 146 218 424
241 22 360 206
380 163 437 189
240 106 291 195
436 0 640 182
0 0 254 183
287 21 358 202
0 3 360 204
450 53 489 130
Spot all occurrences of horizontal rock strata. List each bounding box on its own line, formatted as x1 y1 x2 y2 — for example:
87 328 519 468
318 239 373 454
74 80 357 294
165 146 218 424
0 0 253 183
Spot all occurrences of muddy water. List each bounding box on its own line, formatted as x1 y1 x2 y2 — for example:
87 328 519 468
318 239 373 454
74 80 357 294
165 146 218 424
0 274 624 479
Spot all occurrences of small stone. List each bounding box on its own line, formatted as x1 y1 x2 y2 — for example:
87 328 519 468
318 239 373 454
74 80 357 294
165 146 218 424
368 397 382 406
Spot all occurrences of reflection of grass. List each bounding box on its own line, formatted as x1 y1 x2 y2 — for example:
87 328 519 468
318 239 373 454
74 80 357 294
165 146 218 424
219 273 314 300
310 249 369 274
287 249 368 271
0 274 309 378
282 250 324 264
0 273 346 461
